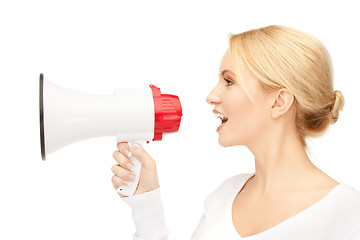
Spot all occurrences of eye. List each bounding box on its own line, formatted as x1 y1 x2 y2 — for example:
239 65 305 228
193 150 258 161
224 78 233 87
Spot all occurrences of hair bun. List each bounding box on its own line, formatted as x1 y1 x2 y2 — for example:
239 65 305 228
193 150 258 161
330 90 345 123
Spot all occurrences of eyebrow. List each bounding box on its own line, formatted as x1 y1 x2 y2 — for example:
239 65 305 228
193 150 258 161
219 70 236 77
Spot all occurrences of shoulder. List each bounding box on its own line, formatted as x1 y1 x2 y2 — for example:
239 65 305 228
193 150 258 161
216 172 253 191
338 184 360 210
329 184 360 226
210 172 253 196
203 172 253 212
341 185 360 231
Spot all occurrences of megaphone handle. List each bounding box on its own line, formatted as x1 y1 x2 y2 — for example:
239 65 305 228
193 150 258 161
116 144 142 197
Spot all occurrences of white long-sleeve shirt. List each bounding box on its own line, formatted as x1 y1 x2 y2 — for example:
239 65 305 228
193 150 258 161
122 172 360 240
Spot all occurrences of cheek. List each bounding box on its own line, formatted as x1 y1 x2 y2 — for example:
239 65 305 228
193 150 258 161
226 99 269 143
230 106 257 133
228 95 252 124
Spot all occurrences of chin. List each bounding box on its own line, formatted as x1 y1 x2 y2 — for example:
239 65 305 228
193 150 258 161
218 137 234 147
218 134 244 147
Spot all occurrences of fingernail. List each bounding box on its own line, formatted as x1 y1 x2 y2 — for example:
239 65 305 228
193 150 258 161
127 163 134 171
123 181 130 186
123 149 132 157
130 144 139 152
129 175 136 181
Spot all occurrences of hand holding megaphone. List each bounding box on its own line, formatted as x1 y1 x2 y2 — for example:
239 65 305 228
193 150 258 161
112 142 160 197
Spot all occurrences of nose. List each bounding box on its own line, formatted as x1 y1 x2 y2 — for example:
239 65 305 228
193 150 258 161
206 86 221 105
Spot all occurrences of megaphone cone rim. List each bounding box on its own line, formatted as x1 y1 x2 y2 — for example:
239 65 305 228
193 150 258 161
39 73 46 160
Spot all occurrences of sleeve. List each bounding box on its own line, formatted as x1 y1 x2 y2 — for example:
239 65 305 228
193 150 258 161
347 226 360 240
122 188 169 240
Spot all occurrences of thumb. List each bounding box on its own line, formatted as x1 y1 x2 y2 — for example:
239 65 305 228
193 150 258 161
129 143 156 169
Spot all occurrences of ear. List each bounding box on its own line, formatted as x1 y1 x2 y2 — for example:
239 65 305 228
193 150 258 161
270 88 294 119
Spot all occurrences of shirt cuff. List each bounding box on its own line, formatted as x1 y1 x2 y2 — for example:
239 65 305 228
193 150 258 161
122 188 169 240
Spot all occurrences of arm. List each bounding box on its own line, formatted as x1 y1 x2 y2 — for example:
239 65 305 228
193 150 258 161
122 188 169 240
111 143 169 240
111 143 210 240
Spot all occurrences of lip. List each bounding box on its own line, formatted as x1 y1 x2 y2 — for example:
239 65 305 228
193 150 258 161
217 122 226 132
213 109 225 115
213 109 228 132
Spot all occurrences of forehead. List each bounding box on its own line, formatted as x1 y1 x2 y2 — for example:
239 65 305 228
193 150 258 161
219 50 234 72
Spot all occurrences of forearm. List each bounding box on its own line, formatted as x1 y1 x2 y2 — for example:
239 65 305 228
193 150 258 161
122 188 169 240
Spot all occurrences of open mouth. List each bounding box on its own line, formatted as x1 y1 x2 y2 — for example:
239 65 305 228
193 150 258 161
215 113 228 123
215 113 228 131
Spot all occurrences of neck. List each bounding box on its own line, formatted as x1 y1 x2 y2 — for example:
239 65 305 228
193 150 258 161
247 122 319 195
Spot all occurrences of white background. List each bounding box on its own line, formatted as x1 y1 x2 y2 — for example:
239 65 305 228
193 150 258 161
1 0 359 239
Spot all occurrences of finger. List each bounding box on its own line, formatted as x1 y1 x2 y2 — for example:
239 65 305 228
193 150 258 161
112 150 135 171
129 144 156 168
111 175 130 189
117 142 132 157
111 164 136 182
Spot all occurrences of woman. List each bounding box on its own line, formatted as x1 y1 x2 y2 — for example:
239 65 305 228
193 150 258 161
111 25 360 239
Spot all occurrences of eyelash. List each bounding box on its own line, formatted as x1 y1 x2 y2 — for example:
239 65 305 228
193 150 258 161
224 78 233 87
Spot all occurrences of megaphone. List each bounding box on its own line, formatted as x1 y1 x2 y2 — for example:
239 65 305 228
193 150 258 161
39 73 182 196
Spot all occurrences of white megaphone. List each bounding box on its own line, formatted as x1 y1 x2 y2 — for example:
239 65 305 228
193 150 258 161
39 73 182 196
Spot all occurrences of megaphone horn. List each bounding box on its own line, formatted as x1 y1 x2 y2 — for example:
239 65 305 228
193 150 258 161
39 73 182 161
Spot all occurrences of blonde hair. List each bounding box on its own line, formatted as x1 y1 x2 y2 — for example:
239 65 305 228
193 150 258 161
228 25 345 149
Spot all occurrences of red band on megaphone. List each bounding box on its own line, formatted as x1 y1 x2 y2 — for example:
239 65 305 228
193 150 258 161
150 84 182 141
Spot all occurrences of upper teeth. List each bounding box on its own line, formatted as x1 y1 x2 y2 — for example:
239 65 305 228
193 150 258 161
215 113 228 121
